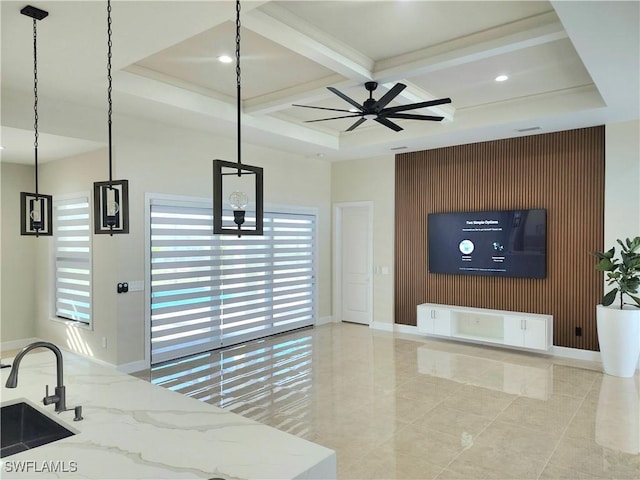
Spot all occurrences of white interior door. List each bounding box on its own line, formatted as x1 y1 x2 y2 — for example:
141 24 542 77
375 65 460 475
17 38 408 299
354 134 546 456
340 206 371 324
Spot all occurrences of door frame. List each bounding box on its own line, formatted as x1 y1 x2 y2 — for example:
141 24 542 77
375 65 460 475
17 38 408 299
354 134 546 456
333 201 374 326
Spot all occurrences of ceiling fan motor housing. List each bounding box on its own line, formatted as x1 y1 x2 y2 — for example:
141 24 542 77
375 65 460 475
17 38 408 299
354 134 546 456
364 81 378 92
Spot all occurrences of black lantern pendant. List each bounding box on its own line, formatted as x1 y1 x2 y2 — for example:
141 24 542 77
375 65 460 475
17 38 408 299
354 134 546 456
93 0 129 235
212 159 263 236
20 5 52 237
212 0 263 237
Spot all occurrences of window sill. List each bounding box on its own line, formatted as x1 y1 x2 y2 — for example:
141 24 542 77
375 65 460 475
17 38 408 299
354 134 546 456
49 316 92 331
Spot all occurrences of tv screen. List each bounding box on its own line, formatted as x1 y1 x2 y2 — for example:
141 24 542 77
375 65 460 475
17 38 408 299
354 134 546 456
428 209 546 278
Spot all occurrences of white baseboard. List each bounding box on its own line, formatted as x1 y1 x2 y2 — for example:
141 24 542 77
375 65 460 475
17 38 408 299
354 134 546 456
316 316 335 326
374 323 640 371
371 321 394 332
1 337 42 354
550 345 601 363
393 324 420 335
550 346 639 371
117 360 148 374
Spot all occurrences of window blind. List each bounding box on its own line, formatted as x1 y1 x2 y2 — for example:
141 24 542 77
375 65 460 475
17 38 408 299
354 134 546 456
150 201 316 364
54 195 92 325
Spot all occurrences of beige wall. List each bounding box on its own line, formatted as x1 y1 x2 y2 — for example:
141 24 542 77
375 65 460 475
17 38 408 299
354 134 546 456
604 120 640 246
1 163 37 343
34 149 120 364
1 116 331 367
331 154 395 325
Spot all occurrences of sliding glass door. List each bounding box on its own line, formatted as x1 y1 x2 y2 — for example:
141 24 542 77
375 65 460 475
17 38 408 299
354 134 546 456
150 199 316 364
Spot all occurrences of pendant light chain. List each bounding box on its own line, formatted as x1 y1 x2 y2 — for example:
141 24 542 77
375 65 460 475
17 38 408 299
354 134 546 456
107 0 113 185
235 0 242 169
32 18 39 195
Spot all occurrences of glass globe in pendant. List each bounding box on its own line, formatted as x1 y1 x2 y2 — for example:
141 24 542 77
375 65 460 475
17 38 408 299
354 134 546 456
229 191 249 210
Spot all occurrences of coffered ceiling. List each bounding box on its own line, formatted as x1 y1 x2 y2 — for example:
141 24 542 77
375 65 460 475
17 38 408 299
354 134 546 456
1 1 638 163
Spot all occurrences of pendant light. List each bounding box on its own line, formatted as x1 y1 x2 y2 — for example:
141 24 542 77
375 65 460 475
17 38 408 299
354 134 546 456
94 0 129 235
20 5 52 237
212 0 263 237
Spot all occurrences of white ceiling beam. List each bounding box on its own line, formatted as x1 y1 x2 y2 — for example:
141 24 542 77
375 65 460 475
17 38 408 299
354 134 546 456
242 3 374 83
113 69 339 150
374 12 567 83
244 74 349 115
245 11 567 117
380 81 456 121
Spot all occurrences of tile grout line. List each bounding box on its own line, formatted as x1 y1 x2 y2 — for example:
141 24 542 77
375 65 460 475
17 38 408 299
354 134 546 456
435 384 522 477
534 373 600 480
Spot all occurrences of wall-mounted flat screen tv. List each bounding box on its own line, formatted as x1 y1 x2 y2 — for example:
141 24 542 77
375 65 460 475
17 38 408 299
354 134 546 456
428 208 546 278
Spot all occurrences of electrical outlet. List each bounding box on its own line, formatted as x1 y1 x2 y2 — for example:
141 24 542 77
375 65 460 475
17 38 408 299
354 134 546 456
575 326 582 337
102 337 107 348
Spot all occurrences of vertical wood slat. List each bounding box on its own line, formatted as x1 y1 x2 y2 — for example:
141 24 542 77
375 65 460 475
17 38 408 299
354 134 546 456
395 126 605 351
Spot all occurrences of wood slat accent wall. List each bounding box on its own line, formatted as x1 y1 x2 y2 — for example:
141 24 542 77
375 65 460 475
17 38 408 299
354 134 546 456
395 127 605 350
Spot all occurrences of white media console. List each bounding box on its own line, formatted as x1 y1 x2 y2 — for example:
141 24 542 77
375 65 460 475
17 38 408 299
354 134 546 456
417 303 553 352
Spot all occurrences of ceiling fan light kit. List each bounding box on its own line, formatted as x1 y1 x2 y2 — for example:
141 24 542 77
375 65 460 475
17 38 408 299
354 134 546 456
293 81 452 132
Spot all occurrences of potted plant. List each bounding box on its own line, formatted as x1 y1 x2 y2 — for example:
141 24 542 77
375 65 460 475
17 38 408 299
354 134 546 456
594 236 640 377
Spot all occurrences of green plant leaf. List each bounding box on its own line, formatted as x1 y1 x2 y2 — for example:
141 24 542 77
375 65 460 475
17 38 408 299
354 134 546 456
628 293 640 307
596 258 615 271
602 289 618 306
598 238 640 307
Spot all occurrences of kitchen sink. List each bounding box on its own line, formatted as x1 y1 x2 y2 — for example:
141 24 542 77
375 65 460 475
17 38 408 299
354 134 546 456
1 401 74 458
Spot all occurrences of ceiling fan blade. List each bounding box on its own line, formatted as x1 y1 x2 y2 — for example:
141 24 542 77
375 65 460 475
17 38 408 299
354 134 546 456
305 114 363 123
384 113 445 121
374 116 403 132
382 97 452 114
327 87 364 111
372 83 406 110
346 117 367 132
292 104 354 113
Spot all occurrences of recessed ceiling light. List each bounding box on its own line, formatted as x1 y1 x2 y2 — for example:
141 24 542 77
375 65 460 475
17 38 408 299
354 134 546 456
495 74 509 82
218 55 233 64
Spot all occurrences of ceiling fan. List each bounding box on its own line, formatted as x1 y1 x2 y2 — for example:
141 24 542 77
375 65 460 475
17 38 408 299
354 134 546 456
292 81 452 132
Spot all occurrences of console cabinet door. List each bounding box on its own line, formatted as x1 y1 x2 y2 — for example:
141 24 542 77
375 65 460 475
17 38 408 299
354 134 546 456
417 306 434 333
503 316 525 347
417 306 451 336
432 308 452 336
523 317 548 350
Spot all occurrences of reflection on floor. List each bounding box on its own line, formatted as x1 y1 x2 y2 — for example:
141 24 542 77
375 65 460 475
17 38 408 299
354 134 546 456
140 323 640 479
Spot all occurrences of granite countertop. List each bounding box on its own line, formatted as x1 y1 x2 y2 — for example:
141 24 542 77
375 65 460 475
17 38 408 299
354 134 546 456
0 350 336 479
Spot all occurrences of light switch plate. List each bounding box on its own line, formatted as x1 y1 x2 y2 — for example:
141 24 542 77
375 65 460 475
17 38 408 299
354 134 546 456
128 280 145 292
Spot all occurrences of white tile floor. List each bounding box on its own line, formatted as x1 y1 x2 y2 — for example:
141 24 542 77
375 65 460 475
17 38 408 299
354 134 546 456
137 323 640 479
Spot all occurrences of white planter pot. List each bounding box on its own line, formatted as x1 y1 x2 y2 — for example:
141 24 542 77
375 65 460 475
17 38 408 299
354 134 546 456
596 304 640 377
